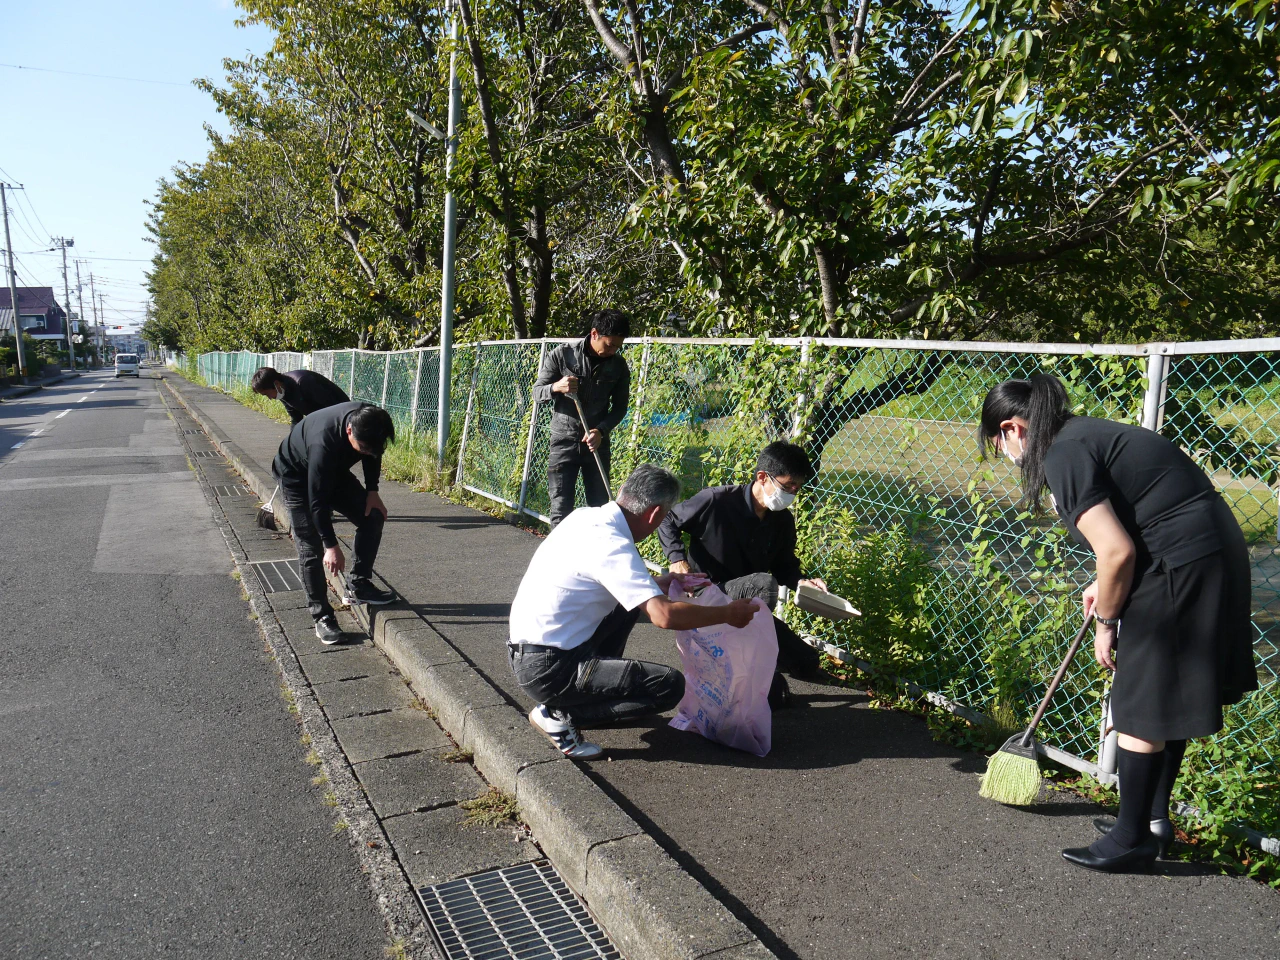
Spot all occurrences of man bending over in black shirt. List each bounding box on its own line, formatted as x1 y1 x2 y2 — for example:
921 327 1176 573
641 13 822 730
272 401 397 644
658 441 827 706
252 366 350 425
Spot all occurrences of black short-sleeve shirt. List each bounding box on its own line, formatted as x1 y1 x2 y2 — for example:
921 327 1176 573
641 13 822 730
1042 416 1221 568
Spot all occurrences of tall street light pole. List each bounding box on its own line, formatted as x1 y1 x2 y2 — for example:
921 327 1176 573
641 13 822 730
438 1 462 466
409 0 462 466
52 237 76 371
1 182 28 377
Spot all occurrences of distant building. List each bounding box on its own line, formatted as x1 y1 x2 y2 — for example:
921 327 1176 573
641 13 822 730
107 332 147 356
0 287 68 342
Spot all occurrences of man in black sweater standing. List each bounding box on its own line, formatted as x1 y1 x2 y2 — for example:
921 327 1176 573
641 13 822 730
532 310 632 526
252 366 350 425
272 401 397 644
657 441 827 706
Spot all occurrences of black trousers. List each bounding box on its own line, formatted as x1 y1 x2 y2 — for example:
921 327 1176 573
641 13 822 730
509 603 684 726
281 473 384 622
547 431 611 527
721 573 822 679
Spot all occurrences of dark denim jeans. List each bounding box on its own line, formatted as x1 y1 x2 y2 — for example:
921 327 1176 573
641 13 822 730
281 472 384 622
509 603 684 726
546 430 611 527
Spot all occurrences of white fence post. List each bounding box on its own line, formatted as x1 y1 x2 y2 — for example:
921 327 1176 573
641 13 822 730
1140 349 1170 432
350 350 357 396
454 346 482 485
380 351 391 408
629 337 653 458
517 340 548 515
409 349 424 434
791 336 813 438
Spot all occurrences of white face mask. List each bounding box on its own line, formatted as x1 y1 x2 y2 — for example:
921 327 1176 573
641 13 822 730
762 475 795 512
1002 429 1024 468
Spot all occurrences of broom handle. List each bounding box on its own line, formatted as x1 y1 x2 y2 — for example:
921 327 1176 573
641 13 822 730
1019 614 1096 748
569 393 613 500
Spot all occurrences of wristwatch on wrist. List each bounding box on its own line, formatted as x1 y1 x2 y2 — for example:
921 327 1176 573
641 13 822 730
1095 613 1122 626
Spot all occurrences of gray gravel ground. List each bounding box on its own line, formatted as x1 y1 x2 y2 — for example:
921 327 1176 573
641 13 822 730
167 376 1280 960
0 373 389 959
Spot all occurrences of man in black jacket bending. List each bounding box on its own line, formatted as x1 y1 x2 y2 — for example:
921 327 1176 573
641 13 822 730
532 310 632 526
272 401 397 644
657 441 827 706
252 366 350 425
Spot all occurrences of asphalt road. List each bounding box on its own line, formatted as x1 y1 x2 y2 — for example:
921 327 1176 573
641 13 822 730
0 370 388 958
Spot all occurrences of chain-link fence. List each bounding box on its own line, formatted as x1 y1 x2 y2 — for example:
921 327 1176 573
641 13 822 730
193 336 1280 846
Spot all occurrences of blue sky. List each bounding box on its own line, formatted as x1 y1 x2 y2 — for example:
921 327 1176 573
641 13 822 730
0 1 272 331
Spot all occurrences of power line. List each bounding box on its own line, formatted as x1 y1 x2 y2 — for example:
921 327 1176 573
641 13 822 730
14 189 51 239
0 61 194 88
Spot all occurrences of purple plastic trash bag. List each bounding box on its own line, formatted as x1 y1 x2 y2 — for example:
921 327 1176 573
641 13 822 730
667 583 778 757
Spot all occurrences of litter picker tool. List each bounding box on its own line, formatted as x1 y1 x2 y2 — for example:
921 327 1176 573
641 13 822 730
569 393 612 500
979 614 1095 805
257 484 280 530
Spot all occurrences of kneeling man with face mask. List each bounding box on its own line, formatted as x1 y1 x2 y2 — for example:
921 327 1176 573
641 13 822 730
657 441 828 707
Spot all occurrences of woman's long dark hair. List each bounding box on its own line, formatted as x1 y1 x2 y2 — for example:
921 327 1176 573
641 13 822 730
979 374 1073 514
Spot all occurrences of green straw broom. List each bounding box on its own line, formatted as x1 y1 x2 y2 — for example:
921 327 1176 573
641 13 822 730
979 615 1095 805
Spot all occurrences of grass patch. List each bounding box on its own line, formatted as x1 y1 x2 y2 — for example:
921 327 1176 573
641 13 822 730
440 748 473 764
460 788 519 828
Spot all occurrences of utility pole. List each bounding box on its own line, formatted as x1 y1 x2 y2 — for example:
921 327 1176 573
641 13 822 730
52 237 76 370
74 260 90 365
98 292 107 359
89 273 102 359
437 0 462 465
1 182 28 377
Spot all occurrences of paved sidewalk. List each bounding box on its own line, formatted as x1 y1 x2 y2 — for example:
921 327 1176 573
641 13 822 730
0 369 82 401
165 374 1280 960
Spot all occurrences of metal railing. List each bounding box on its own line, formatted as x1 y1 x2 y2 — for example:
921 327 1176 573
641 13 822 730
196 336 1280 848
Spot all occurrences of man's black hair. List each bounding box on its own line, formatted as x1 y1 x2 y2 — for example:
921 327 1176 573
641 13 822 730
586 308 632 339
349 405 395 454
756 441 813 483
251 366 281 392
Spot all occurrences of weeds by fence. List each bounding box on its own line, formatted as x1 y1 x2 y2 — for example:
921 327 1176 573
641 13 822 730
191 336 1280 854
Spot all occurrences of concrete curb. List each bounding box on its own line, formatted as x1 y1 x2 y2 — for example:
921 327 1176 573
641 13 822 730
155 382 438 960
160 375 779 960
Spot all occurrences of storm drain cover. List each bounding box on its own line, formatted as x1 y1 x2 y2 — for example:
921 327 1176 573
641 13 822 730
249 559 304 593
419 860 620 960
191 450 222 459
183 429 201 434
213 484 251 497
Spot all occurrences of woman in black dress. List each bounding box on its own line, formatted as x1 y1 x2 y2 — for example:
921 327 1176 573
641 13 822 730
979 374 1257 872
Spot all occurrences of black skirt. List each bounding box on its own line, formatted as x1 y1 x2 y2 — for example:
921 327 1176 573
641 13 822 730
1111 498 1259 741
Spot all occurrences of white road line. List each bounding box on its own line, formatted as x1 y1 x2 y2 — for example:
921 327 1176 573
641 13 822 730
77 396 88 402
10 442 23 450
30 429 44 436
55 410 70 418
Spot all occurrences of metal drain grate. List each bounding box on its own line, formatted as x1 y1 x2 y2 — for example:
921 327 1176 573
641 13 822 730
191 450 223 459
250 559 304 593
419 860 621 960
212 484 252 497
183 429 201 435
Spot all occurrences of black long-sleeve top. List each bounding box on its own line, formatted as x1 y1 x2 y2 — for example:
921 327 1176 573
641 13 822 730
657 482 803 589
271 401 381 549
277 369 350 425
532 338 630 437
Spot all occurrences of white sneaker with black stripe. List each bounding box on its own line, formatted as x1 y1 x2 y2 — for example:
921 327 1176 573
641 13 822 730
528 705 602 759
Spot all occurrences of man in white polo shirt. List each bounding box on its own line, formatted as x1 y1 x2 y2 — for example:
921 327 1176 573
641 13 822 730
509 464 759 759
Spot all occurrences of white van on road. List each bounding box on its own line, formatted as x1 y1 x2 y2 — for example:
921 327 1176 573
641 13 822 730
114 354 141 378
